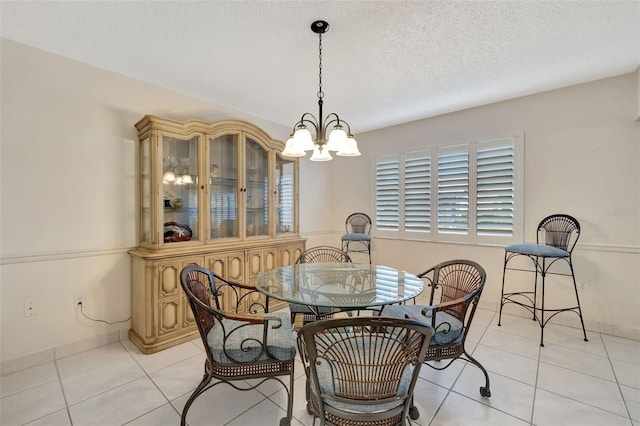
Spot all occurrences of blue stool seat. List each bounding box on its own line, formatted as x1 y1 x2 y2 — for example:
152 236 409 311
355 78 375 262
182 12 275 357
341 233 371 242
505 243 569 258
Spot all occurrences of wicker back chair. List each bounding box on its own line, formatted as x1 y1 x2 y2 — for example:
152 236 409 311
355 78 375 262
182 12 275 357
341 212 373 263
382 259 490 420
297 316 435 426
289 246 352 326
180 265 295 426
499 214 587 346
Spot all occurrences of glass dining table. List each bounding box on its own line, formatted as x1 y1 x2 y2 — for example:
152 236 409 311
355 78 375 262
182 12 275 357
253 262 424 316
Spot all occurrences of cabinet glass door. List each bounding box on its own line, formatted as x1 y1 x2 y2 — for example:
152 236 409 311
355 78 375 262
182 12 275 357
276 155 295 236
209 134 239 239
140 137 152 243
245 137 268 237
162 135 199 244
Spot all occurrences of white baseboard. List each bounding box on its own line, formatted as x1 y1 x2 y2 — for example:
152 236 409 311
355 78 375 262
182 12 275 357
478 300 640 341
1 327 128 375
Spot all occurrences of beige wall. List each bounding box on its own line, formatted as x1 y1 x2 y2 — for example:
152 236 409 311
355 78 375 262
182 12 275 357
325 71 640 339
1 37 639 369
0 39 299 367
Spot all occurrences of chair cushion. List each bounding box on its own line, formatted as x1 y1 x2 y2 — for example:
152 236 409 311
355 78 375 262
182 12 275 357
505 243 569 258
310 337 412 414
382 305 463 346
207 312 296 364
341 233 371 241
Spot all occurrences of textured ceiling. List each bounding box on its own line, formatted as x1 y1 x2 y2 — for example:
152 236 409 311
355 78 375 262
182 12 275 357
1 1 639 133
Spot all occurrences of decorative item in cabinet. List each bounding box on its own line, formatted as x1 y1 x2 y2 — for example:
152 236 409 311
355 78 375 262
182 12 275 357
129 116 306 353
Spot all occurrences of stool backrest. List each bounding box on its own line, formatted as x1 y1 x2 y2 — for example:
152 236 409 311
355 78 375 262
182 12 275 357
345 213 372 235
537 214 580 253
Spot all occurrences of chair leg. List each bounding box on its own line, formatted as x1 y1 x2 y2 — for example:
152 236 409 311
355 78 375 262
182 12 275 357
408 395 420 420
464 350 491 397
181 371 213 426
280 363 295 426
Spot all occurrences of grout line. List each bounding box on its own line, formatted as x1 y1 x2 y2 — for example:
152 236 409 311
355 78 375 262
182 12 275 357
118 340 185 423
53 357 74 426
530 340 542 425
600 333 635 423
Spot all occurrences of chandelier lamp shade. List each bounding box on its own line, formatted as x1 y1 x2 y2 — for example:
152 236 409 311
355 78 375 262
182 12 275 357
281 20 361 161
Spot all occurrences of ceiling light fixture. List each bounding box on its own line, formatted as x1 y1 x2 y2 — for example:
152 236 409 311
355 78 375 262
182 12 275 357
282 20 360 161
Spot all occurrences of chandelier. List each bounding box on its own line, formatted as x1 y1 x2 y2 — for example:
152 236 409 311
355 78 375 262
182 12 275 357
282 20 361 161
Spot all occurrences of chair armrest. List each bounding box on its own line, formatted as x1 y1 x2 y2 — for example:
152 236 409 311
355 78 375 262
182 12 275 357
225 312 284 329
225 312 267 324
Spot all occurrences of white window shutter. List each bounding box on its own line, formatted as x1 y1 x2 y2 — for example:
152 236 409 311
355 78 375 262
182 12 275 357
476 139 515 236
404 152 431 234
437 147 469 235
375 156 401 231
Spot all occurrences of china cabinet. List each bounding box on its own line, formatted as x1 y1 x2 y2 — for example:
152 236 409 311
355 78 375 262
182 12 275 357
129 116 305 354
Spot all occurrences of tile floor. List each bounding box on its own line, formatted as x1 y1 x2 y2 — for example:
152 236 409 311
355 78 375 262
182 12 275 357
1 309 639 426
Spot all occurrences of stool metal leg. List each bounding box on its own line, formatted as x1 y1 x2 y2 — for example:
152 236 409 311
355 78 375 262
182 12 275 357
569 259 589 342
498 251 508 326
540 257 546 347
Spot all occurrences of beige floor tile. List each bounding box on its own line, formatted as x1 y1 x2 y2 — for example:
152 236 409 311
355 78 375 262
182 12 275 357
68 377 167 426
124 403 181 426
3 311 639 426
148 354 205 401
61 355 145 405
480 328 541 360
534 389 631 426
471 344 539 385
171 378 266 426
122 339 204 374
431 391 529 425
453 365 535 422
621 384 640 422
0 381 66 426
23 409 71 426
540 342 615 380
0 361 58 398
537 362 627 416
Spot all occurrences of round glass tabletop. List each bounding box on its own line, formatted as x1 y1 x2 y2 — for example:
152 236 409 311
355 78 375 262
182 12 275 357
253 263 424 309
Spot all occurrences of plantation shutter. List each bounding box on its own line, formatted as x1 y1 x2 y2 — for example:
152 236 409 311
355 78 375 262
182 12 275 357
375 156 400 231
403 152 431 233
437 148 469 234
476 138 515 236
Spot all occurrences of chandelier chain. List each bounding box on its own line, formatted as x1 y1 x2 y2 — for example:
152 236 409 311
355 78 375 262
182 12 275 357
318 32 324 100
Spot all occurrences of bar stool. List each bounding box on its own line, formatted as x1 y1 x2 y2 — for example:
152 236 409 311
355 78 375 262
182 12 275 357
498 214 588 347
341 213 372 263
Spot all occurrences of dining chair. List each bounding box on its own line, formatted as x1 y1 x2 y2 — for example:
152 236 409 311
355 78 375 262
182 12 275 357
289 246 352 326
180 265 295 426
341 212 372 263
498 213 588 346
297 316 435 426
382 259 490 420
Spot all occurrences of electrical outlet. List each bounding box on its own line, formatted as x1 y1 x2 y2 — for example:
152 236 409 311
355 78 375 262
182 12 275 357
24 300 38 316
74 295 85 309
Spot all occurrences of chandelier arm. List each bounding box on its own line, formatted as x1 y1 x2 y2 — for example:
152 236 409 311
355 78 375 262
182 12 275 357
297 114 320 132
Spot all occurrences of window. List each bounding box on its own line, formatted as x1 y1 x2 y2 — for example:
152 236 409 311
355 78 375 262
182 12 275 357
373 135 523 245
